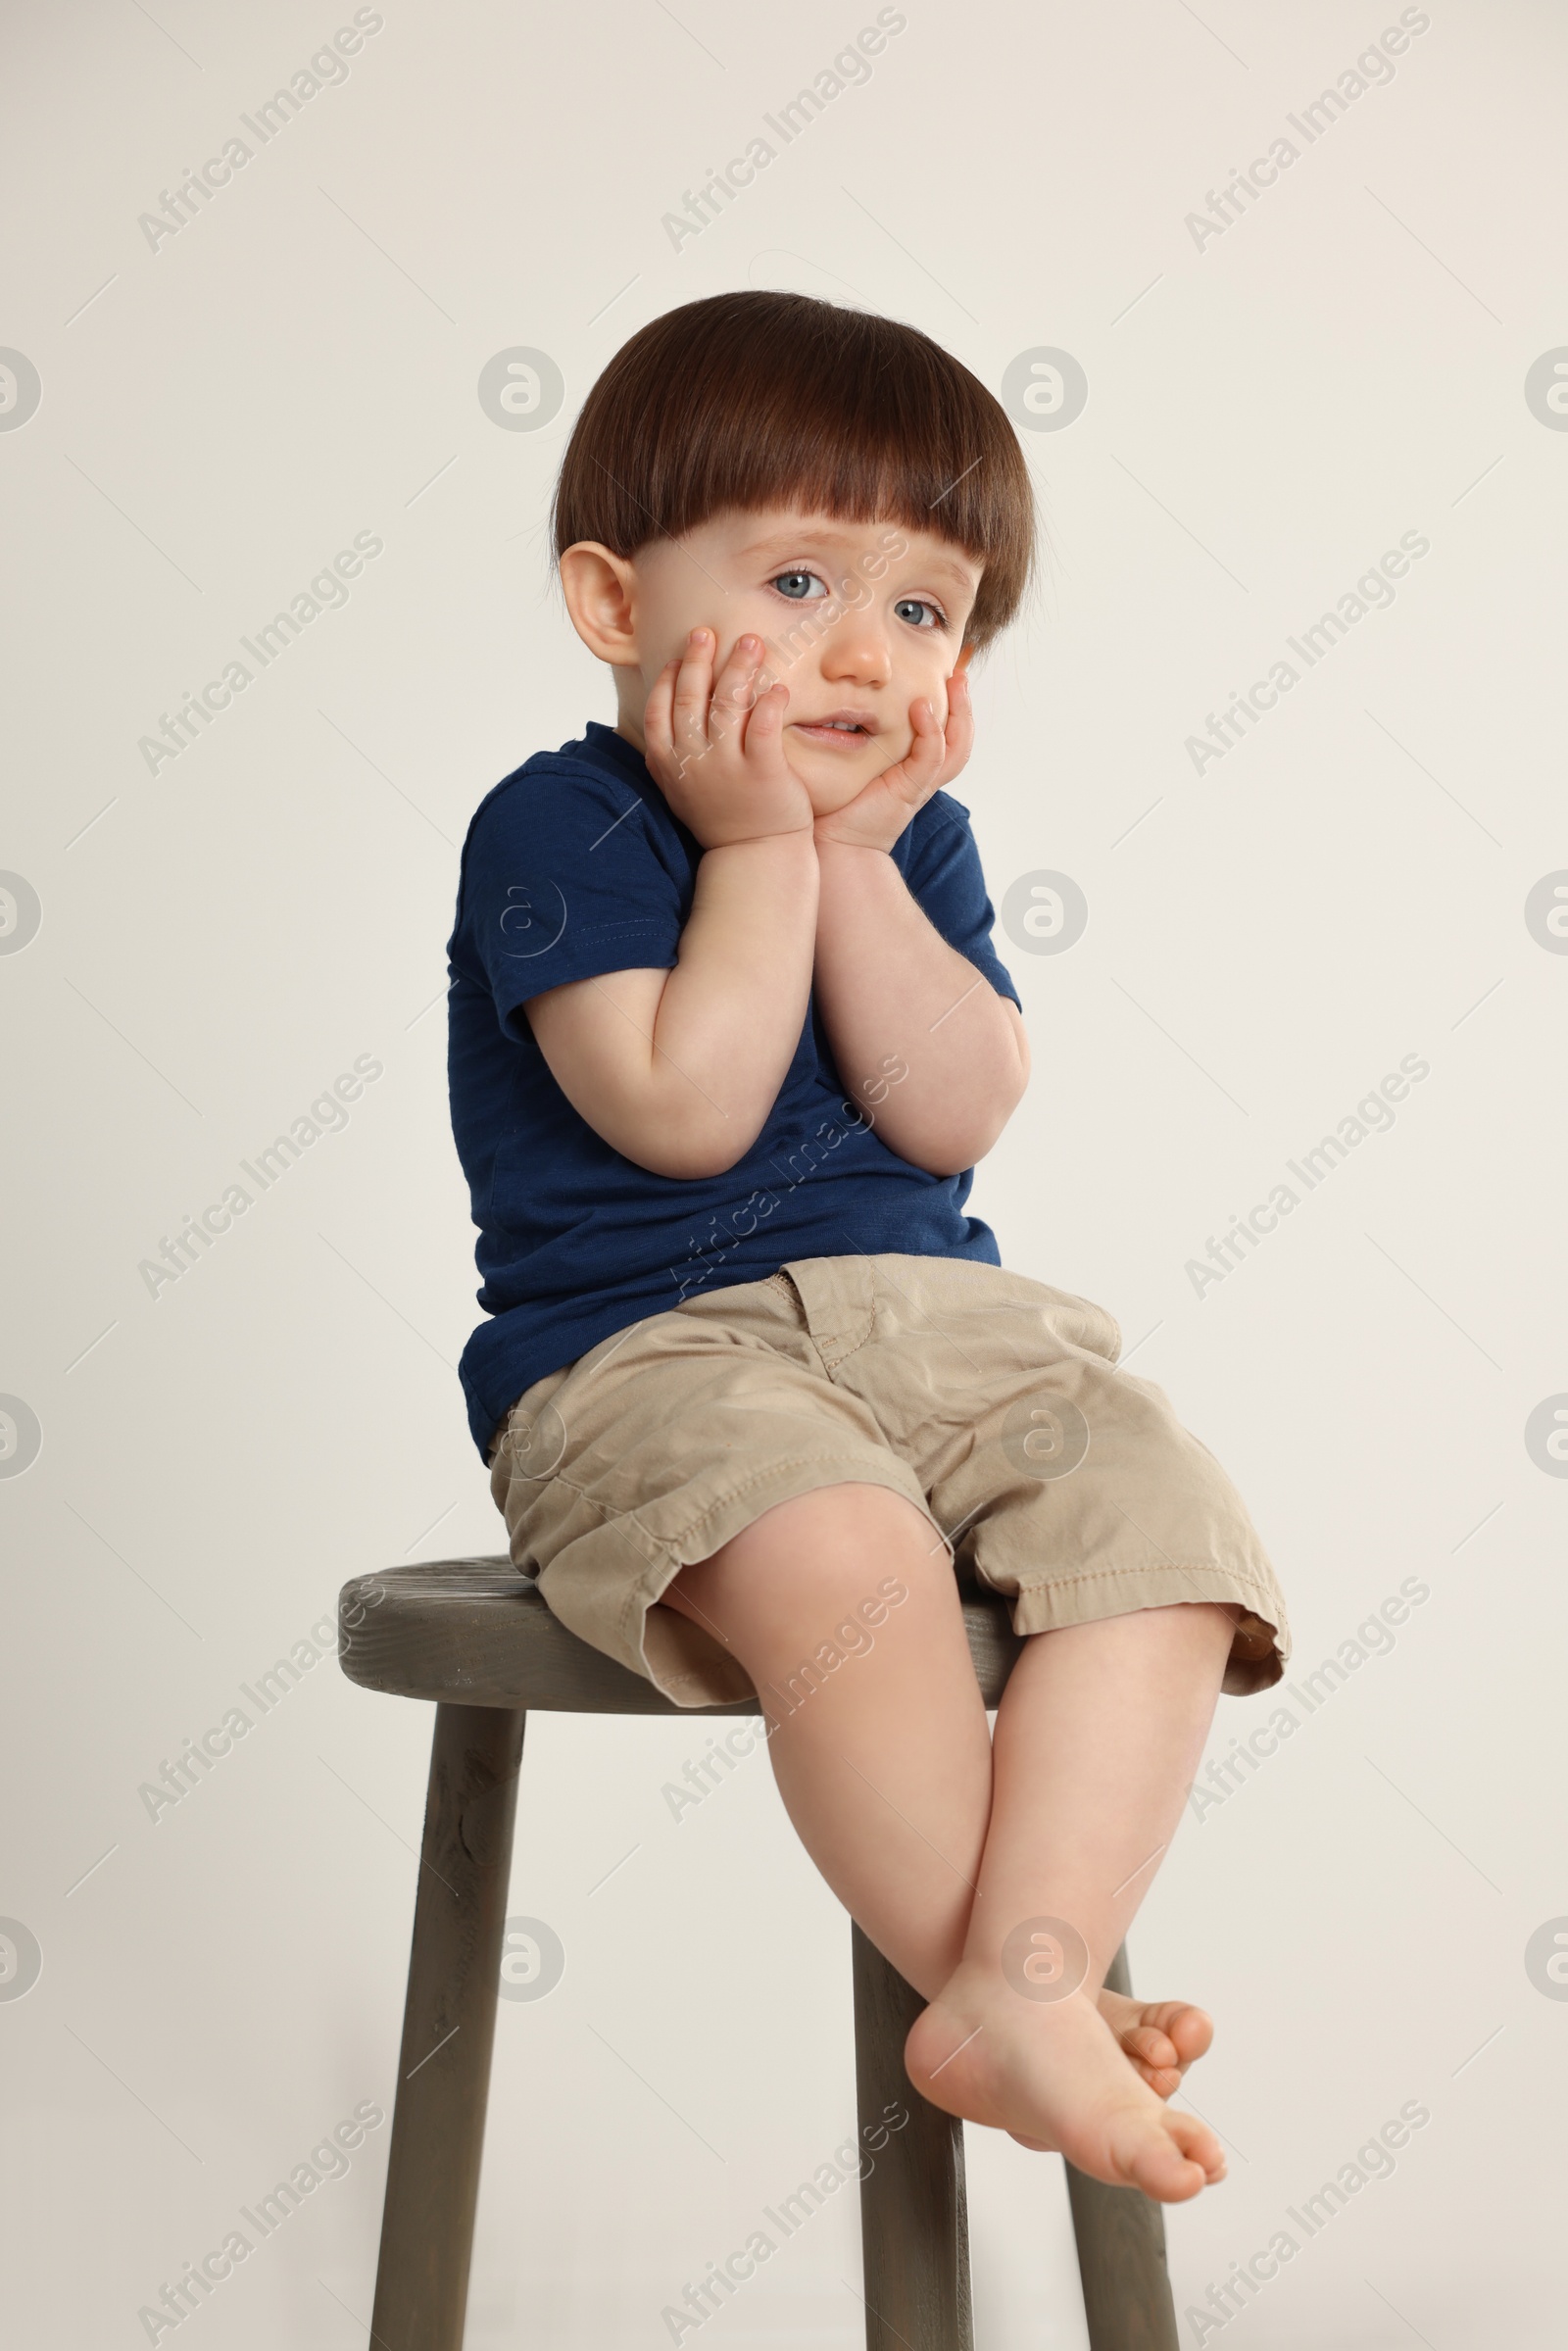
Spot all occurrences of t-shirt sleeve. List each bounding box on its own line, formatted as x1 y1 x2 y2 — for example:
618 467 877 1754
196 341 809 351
458 764 686 1031
905 792 1022 1011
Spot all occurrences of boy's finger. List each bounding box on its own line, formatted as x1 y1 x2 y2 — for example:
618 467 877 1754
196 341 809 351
892 721 947 813
741 678 789 752
710 632 764 728
644 656 680 761
671 627 715 745
900 696 946 796
942 668 975 764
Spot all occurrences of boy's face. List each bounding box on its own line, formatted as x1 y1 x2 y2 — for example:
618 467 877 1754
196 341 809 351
609 507 982 814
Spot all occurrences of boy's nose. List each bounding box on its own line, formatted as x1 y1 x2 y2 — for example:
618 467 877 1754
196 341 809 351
818 613 891 689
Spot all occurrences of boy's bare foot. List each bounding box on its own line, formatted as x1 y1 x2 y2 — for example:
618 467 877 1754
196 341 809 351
905 1962 1225 2201
1097 1987 1213 2098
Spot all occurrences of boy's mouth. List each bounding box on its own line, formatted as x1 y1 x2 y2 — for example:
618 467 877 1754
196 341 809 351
790 709 878 750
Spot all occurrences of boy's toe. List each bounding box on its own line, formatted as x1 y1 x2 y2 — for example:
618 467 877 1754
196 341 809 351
1121 2021 1180 2070
1099 1990 1213 2087
1161 2001 1215 2066
1110 2111 1213 2203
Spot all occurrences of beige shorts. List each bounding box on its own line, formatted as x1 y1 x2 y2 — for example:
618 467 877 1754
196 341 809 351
488 1252 1290 1710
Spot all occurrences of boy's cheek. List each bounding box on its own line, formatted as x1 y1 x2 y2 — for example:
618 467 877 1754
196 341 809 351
874 712 917 771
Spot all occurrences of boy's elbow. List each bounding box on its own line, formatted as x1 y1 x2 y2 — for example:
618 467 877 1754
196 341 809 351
909 1125 1008 1179
888 1075 1027 1177
619 1108 757 1182
647 1141 747 1182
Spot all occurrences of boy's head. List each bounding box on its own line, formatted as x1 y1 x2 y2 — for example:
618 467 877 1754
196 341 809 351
552 292 1036 808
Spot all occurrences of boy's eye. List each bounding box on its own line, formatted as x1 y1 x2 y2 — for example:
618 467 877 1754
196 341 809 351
770 569 827 601
894 596 944 630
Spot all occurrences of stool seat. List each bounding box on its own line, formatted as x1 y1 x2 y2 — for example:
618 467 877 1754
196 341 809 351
339 1553 1181 2351
339 1554 1025 1713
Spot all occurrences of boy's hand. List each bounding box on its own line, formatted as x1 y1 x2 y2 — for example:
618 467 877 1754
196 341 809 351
811 666 974 855
644 628 815 851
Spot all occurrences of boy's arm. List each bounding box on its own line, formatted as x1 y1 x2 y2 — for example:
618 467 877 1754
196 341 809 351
525 833 817 1181
809 673 1029 1177
524 629 818 1183
812 839 1029 1176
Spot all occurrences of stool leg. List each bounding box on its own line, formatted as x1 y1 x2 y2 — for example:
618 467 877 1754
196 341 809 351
368 1702 525 2351
1064 1943 1181 2351
851 1921 974 2351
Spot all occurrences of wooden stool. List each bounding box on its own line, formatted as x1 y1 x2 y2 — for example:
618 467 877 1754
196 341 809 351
337 1557 1181 2350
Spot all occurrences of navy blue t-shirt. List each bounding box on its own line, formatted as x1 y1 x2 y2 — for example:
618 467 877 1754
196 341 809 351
447 722 1021 1459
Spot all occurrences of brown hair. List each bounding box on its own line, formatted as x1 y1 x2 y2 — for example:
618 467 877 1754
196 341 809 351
552 292 1036 650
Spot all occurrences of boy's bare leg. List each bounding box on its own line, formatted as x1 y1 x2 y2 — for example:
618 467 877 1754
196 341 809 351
904 1601 1236 2199
662 1486 1229 2183
662 1482 995 1998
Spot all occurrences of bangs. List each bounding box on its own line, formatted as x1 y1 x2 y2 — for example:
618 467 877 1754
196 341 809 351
552 292 1036 649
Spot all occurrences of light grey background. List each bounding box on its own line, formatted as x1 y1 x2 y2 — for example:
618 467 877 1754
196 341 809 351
3 0 1565 2343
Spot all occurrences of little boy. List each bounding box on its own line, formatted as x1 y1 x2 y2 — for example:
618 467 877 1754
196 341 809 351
448 290 1290 2200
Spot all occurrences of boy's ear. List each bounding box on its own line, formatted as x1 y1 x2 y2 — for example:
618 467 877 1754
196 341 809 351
559 542 641 667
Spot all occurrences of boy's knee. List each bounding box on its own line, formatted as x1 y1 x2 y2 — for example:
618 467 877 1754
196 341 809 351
783 1489 950 1643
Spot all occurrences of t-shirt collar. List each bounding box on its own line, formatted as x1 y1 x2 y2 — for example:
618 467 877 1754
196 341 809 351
582 720 653 783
